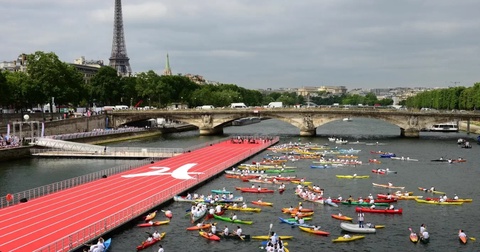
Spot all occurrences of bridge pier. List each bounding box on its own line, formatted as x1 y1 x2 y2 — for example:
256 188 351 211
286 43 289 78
199 127 223 136
299 129 316 137
400 128 420 138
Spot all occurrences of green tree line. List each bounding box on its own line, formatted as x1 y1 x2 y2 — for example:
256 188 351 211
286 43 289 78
0 51 393 111
404 84 480 110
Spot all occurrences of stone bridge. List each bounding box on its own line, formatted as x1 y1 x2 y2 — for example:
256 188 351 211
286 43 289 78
109 108 480 137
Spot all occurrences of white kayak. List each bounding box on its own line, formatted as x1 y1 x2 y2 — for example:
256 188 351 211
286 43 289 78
390 157 418 161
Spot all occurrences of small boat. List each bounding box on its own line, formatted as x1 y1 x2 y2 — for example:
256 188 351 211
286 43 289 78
136 232 165 250
340 222 376 233
191 207 208 223
459 233 467 244
144 210 157 222
251 235 294 240
391 157 418 161
104 238 112 251
371 169 385 174
137 220 170 227
336 175 369 179
278 217 314 228
216 232 250 240
417 187 446 195
199 231 220 241
341 201 389 207
225 205 262 212
414 198 464 205
281 207 314 213
343 117 352 122
284 217 312 222
409 230 419 243
331 214 352 221
251 201 273 206
236 187 275 193
186 223 211 231
290 212 314 218
380 153 396 158
211 189 231 194
368 159 382 164
355 207 403 214
332 235 365 242
291 180 313 185
213 214 253 225
298 226 330 236
372 183 404 189
425 197 472 203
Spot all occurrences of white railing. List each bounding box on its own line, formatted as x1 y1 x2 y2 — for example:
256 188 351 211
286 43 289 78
33 137 279 252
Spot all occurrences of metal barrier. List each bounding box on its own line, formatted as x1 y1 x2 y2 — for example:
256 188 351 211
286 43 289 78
30 147 184 158
46 128 147 141
0 159 153 209
33 137 279 252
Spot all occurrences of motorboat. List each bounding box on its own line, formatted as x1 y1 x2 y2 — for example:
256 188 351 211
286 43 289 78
422 122 458 132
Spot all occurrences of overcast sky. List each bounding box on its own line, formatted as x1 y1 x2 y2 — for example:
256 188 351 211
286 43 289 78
1 0 480 90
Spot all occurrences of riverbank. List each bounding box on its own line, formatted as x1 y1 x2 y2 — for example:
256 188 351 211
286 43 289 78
459 121 480 134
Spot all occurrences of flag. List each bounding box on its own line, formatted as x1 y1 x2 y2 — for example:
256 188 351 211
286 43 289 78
41 122 45 137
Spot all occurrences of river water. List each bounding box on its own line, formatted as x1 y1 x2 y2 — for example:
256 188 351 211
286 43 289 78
1 118 479 252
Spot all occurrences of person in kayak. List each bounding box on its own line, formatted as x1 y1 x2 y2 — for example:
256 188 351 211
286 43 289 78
454 194 459 200
152 231 161 240
370 203 376 209
231 213 237 221
388 204 395 210
459 230 467 239
210 223 217 234
343 234 351 239
88 237 105 252
347 195 354 204
420 224 426 234
222 225 229 235
234 226 242 237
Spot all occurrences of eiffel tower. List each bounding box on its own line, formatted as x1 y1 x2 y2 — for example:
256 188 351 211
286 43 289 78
109 0 132 76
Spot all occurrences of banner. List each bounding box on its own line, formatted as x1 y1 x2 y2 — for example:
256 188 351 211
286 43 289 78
41 122 45 138
6 124 10 136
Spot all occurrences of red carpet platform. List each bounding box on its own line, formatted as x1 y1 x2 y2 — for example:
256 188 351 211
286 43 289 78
0 138 277 251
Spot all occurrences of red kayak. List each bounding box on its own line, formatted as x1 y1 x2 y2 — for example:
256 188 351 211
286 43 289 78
355 207 403 214
206 209 225 220
199 231 221 241
371 169 385 174
377 194 399 200
137 220 170 227
373 198 397 203
236 187 275 193
186 223 211 231
136 232 165 250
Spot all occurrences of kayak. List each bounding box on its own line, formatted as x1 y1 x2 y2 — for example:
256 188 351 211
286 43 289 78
331 214 353 221
420 237 430 244
174 195 244 203
211 189 231 194
191 207 208 223
341 201 389 207
340 222 376 233
199 231 220 241
459 235 467 244
216 232 250 240
136 232 165 250
414 198 464 205
332 235 365 242
102 238 111 251
391 157 418 161
355 207 403 214
325 201 339 207
282 207 314 213
377 193 421 200
418 187 446 195
236 187 275 193
252 235 293 240
291 180 313 185
137 220 170 227
410 232 419 243
373 198 397 203
251 201 273 206
425 197 472 203
186 223 212 231
278 217 314 228
213 214 253 225
336 175 370 179
284 217 312 222
290 212 314 218
225 206 262 212
264 169 296 173
164 210 172 219
371 169 385 174
298 226 330 236
372 183 405 189
144 210 157 222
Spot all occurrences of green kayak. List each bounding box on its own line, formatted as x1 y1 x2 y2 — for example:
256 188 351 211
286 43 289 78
213 214 253 225
264 169 296 173
341 201 389 207
284 217 312 222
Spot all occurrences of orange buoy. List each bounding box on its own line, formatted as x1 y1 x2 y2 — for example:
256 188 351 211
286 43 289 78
6 194 13 202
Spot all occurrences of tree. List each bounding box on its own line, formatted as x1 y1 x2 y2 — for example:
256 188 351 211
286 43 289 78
3 71 31 111
0 70 8 108
90 66 121 106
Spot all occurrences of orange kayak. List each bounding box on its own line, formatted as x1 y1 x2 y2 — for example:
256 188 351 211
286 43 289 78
199 231 220 241
331 214 352 221
459 236 467 244
290 212 314 218
251 201 273 206
144 210 157 222
186 223 212 231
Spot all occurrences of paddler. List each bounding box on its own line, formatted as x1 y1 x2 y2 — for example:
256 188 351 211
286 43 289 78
459 229 467 239
158 244 164 252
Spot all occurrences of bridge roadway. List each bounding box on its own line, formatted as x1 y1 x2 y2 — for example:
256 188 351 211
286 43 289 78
0 137 278 252
110 108 480 137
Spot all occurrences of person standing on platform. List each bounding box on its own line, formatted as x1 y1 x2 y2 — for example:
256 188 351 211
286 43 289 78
358 210 365 228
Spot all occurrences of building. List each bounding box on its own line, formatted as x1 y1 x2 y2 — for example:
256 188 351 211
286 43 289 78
162 54 172 76
70 56 104 84
296 86 347 97
0 54 28 72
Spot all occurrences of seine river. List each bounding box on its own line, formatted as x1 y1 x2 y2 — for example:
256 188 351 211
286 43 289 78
1 118 479 252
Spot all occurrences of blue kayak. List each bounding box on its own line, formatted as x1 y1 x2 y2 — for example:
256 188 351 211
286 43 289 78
104 238 112 251
278 217 314 228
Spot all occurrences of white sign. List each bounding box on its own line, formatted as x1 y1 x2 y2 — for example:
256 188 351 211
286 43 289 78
122 163 203 180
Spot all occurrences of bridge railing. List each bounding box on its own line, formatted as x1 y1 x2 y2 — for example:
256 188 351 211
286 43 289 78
45 127 147 140
33 136 279 252
0 159 153 209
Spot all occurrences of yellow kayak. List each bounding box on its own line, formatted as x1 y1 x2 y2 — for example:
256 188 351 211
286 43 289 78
225 206 262 212
336 175 369 179
332 235 365 242
414 198 463 205
291 180 313 185
252 235 294 240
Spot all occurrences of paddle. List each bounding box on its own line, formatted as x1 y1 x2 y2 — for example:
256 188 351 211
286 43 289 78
268 223 273 238
469 237 476 241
